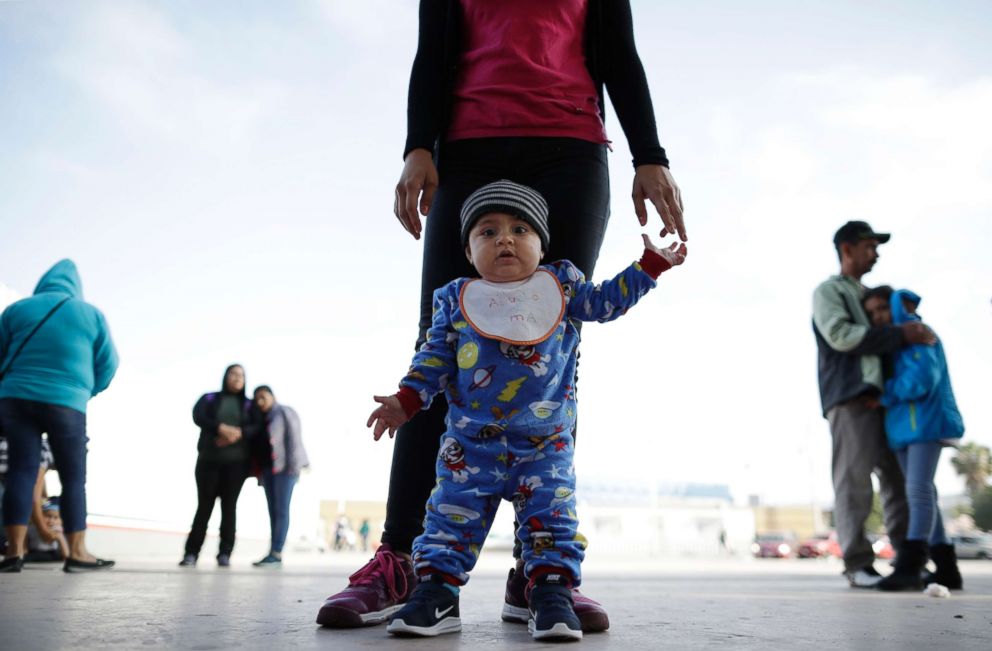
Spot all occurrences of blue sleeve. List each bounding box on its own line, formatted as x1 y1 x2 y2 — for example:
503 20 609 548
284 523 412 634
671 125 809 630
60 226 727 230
398 285 458 409
0 309 10 369
881 343 941 406
560 260 657 323
91 311 119 396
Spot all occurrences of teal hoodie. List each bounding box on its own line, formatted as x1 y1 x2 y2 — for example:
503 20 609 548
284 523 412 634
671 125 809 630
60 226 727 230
879 289 964 449
0 259 119 412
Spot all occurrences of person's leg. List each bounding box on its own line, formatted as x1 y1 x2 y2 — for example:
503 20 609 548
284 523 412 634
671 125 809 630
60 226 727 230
217 462 246 557
381 141 503 554
271 473 297 555
901 442 943 543
41 404 91 560
1 399 42 560
511 430 584 641
827 400 881 575
262 468 277 551
387 431 499 637
184 459 221 557
875 442 909 552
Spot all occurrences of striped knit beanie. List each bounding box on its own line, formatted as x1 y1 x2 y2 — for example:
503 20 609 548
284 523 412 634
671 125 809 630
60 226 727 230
460 180 550 252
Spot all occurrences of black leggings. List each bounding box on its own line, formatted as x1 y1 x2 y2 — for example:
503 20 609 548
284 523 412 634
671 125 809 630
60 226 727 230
381 137 610 554
184 458 247 557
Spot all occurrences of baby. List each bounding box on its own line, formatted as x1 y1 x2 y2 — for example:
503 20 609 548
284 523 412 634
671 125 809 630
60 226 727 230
368 180 686 640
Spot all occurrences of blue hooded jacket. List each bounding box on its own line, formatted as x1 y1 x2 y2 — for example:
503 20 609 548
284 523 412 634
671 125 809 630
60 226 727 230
879 289 964 449
0 259 119 413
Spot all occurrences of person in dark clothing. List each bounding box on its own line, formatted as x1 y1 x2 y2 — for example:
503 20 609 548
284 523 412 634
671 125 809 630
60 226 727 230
317 1 686 632
179 364 259 568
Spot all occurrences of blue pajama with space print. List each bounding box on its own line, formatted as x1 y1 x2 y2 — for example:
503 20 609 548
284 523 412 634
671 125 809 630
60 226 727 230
399 259 660 586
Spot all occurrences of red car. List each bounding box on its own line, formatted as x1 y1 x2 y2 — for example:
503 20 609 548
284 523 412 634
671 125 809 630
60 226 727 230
797 532 834 558
751 532 798 558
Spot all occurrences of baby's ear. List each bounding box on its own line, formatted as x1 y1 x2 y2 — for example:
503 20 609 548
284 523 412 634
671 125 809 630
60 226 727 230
465 246 474 266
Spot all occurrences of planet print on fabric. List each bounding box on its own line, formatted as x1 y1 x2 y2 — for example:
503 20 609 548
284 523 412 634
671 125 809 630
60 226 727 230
469 365 496 391
457 342 479 369
438 503 481 524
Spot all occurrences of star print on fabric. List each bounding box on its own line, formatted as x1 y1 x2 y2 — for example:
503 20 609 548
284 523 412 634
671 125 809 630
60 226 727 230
489 468 509 482
553 439 569 452
555 333 564 341
547 464 562 479
552 509 561 518
566 407 574 418
471 400 481 409
495 452 508 464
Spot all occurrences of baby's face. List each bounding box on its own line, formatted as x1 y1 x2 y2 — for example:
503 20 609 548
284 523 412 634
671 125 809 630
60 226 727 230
43 511 62 531
465 212 543 283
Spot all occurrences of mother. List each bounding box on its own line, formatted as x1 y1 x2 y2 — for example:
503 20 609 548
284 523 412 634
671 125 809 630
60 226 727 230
317 0 685 630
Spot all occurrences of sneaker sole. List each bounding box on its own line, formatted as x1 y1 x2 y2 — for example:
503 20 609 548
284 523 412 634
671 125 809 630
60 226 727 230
316 603 404 628
504 601 609 633
501 602 530 624
528 620 583 641
386 616 461 637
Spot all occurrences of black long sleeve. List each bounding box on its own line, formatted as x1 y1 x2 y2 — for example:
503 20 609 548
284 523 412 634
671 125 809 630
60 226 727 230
849 325 905 356
403 0 448 159
599 0 668 168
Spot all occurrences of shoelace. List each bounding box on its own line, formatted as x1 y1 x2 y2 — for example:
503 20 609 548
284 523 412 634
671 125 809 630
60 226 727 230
347 550 409 602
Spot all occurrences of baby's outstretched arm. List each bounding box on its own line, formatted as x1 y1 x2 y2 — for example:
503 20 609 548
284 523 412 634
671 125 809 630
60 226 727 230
565 234 687 323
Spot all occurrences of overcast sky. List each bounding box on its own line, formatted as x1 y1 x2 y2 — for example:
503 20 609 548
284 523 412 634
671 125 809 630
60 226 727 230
1 1 990 531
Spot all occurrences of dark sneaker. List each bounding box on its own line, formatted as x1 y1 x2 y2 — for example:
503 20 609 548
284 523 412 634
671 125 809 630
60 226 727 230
528 574 582 641
843 565 882 588
386 576 461 637
252 554 282 568
0 556 25 573
315 544 415 627
503 567 609 632
178 554 197 568
63 557 115 573
216 554 231 567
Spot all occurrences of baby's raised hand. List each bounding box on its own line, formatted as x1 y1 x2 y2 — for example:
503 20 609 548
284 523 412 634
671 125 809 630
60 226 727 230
367 394 409 441
642 234 687 268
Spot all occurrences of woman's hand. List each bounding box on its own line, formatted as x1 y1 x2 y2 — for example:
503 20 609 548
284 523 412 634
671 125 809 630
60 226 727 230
632 164 686 242
367 395 410 441
394 149 439 240
642 234 688 268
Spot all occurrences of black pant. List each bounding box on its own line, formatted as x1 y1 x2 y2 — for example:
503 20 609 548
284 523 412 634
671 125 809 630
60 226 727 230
184 458 247 557
381 137 610 554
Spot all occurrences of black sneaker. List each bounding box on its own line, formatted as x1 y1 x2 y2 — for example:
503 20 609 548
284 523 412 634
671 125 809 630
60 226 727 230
217 554 231 567
252 554 282 568
386 575 461 637
178 554 197 567
843 564 882 588
528 574 582 641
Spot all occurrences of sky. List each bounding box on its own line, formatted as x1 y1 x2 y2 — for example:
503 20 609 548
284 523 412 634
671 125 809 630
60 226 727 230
1 0 990 532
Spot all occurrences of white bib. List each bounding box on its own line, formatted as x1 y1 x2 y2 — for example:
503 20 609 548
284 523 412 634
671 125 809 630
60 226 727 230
459 270 565 345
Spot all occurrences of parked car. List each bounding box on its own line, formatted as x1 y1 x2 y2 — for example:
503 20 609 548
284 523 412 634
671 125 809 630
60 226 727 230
951 534 992 559
751 532 798 558
798 532 835 558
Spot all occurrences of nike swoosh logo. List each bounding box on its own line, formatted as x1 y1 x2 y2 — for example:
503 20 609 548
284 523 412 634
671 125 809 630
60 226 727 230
435 606 454 619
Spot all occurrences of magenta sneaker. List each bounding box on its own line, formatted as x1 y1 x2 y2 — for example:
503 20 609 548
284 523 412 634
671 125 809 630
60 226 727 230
501 566 610 633
315 544 415 627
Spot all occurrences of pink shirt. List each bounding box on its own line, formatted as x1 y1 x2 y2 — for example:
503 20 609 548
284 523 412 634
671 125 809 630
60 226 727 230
446 0 607 144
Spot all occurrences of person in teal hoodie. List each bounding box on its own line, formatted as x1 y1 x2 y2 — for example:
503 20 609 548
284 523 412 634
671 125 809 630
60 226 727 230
0 259 119 573
863 286 965 591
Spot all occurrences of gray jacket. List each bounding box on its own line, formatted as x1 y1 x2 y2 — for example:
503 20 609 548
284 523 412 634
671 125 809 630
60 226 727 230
266 404 309 475
811 275 904 415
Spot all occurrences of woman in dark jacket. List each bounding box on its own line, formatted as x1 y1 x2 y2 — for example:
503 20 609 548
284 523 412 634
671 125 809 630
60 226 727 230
317 0 686 631
179 364 259 567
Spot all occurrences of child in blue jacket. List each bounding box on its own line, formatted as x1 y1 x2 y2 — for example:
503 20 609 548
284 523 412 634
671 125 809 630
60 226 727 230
863 286 964 591
367 180 686 640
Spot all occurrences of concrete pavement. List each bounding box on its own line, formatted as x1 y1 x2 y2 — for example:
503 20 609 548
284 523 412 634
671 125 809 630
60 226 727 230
1 530 991 650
